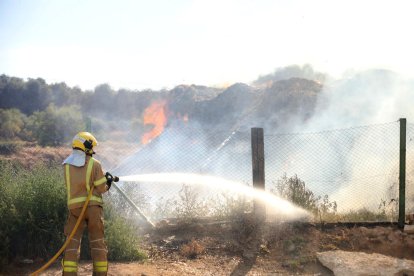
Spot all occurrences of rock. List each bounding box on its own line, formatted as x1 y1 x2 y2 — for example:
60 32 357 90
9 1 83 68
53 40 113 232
317 250 414 276
404 225 414 234
406 213 414 224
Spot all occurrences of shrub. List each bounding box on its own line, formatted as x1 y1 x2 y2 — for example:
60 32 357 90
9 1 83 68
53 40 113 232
174 184 206 221
210 192 252 219
272 174 320 214
0 141 24 155
0 108 27 140
153 184 207 222
0 161 16 267
271 174 337 221
104 203 147 261
0 161 66 265
153 185 253 222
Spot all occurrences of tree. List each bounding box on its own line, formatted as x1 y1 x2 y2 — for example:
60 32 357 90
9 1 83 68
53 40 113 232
28 104 85 146
50 82 83 107
253 64 326 86
21 78 51 114
0 109 27 140
0 76 25 111
88 84 115 116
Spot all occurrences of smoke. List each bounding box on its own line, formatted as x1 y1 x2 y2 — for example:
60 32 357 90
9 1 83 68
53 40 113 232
299 69 414 129
108 65 414 219
286 69 414 212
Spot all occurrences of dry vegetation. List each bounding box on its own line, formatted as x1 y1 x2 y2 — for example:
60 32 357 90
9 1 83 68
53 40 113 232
0 141 139 169
12 219 414 275
0 142 70 167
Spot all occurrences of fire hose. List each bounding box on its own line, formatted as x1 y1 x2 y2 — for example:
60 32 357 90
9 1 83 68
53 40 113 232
31 173 119 275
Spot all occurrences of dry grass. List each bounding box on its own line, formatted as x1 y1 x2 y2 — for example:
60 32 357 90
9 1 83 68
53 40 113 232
0 141 140 169
0 144 71 168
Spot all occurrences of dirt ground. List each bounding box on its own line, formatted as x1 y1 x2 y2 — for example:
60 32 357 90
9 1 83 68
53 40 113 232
9 219 414 276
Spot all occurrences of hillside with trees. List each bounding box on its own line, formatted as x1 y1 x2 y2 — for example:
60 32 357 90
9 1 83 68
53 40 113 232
0 65 326 147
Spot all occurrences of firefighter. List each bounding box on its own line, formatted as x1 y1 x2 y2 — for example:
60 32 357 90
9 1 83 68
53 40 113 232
61 132 118 276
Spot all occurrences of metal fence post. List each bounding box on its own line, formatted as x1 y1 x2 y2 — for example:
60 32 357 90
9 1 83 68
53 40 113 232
251 127 266 220
399 118 407 228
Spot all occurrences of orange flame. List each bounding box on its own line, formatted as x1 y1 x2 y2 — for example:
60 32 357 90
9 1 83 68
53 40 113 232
141 100 167 144
176 112 189 123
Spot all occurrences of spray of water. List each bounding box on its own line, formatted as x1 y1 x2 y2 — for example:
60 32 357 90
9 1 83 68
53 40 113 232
120 173 310 221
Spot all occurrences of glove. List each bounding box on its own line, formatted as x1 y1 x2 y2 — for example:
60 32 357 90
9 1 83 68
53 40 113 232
105 172 119 190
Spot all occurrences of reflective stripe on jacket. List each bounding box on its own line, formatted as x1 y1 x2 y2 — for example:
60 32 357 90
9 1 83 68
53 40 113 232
64 156 107 209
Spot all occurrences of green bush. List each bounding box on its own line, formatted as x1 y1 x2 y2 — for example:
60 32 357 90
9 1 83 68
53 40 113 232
0 161 15 267
210 192 252 220
0 108 27 140
0 161 66 266
271 174 337 221
153 184 206 222
272 174 320 214
104 203 147 261
0 161 146 270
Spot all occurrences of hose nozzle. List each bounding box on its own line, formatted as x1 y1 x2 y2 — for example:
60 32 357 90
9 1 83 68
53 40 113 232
105 172 119 188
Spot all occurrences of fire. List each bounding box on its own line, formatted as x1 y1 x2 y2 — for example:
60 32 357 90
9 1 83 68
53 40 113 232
176 112 189 123
141 100 167 144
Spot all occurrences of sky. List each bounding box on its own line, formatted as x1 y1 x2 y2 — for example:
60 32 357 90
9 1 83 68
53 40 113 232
1 0 414 91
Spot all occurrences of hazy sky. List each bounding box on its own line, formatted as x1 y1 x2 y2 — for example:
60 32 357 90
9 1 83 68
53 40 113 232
1 0 413 90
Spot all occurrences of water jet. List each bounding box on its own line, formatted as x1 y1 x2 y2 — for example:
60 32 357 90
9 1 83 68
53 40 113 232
119 172 310 222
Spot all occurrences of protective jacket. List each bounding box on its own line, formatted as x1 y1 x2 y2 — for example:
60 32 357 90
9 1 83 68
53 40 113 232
64 155 107 209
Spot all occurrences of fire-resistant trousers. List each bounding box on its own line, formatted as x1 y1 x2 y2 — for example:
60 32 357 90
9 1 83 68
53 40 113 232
62 206 108 276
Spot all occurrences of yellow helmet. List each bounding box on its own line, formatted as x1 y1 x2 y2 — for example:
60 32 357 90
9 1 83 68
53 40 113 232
72 132 98 155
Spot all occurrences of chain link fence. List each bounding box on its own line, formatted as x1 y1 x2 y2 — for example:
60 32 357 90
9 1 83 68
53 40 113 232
406 122 414 213
95 120 414 225
266 122 401 220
